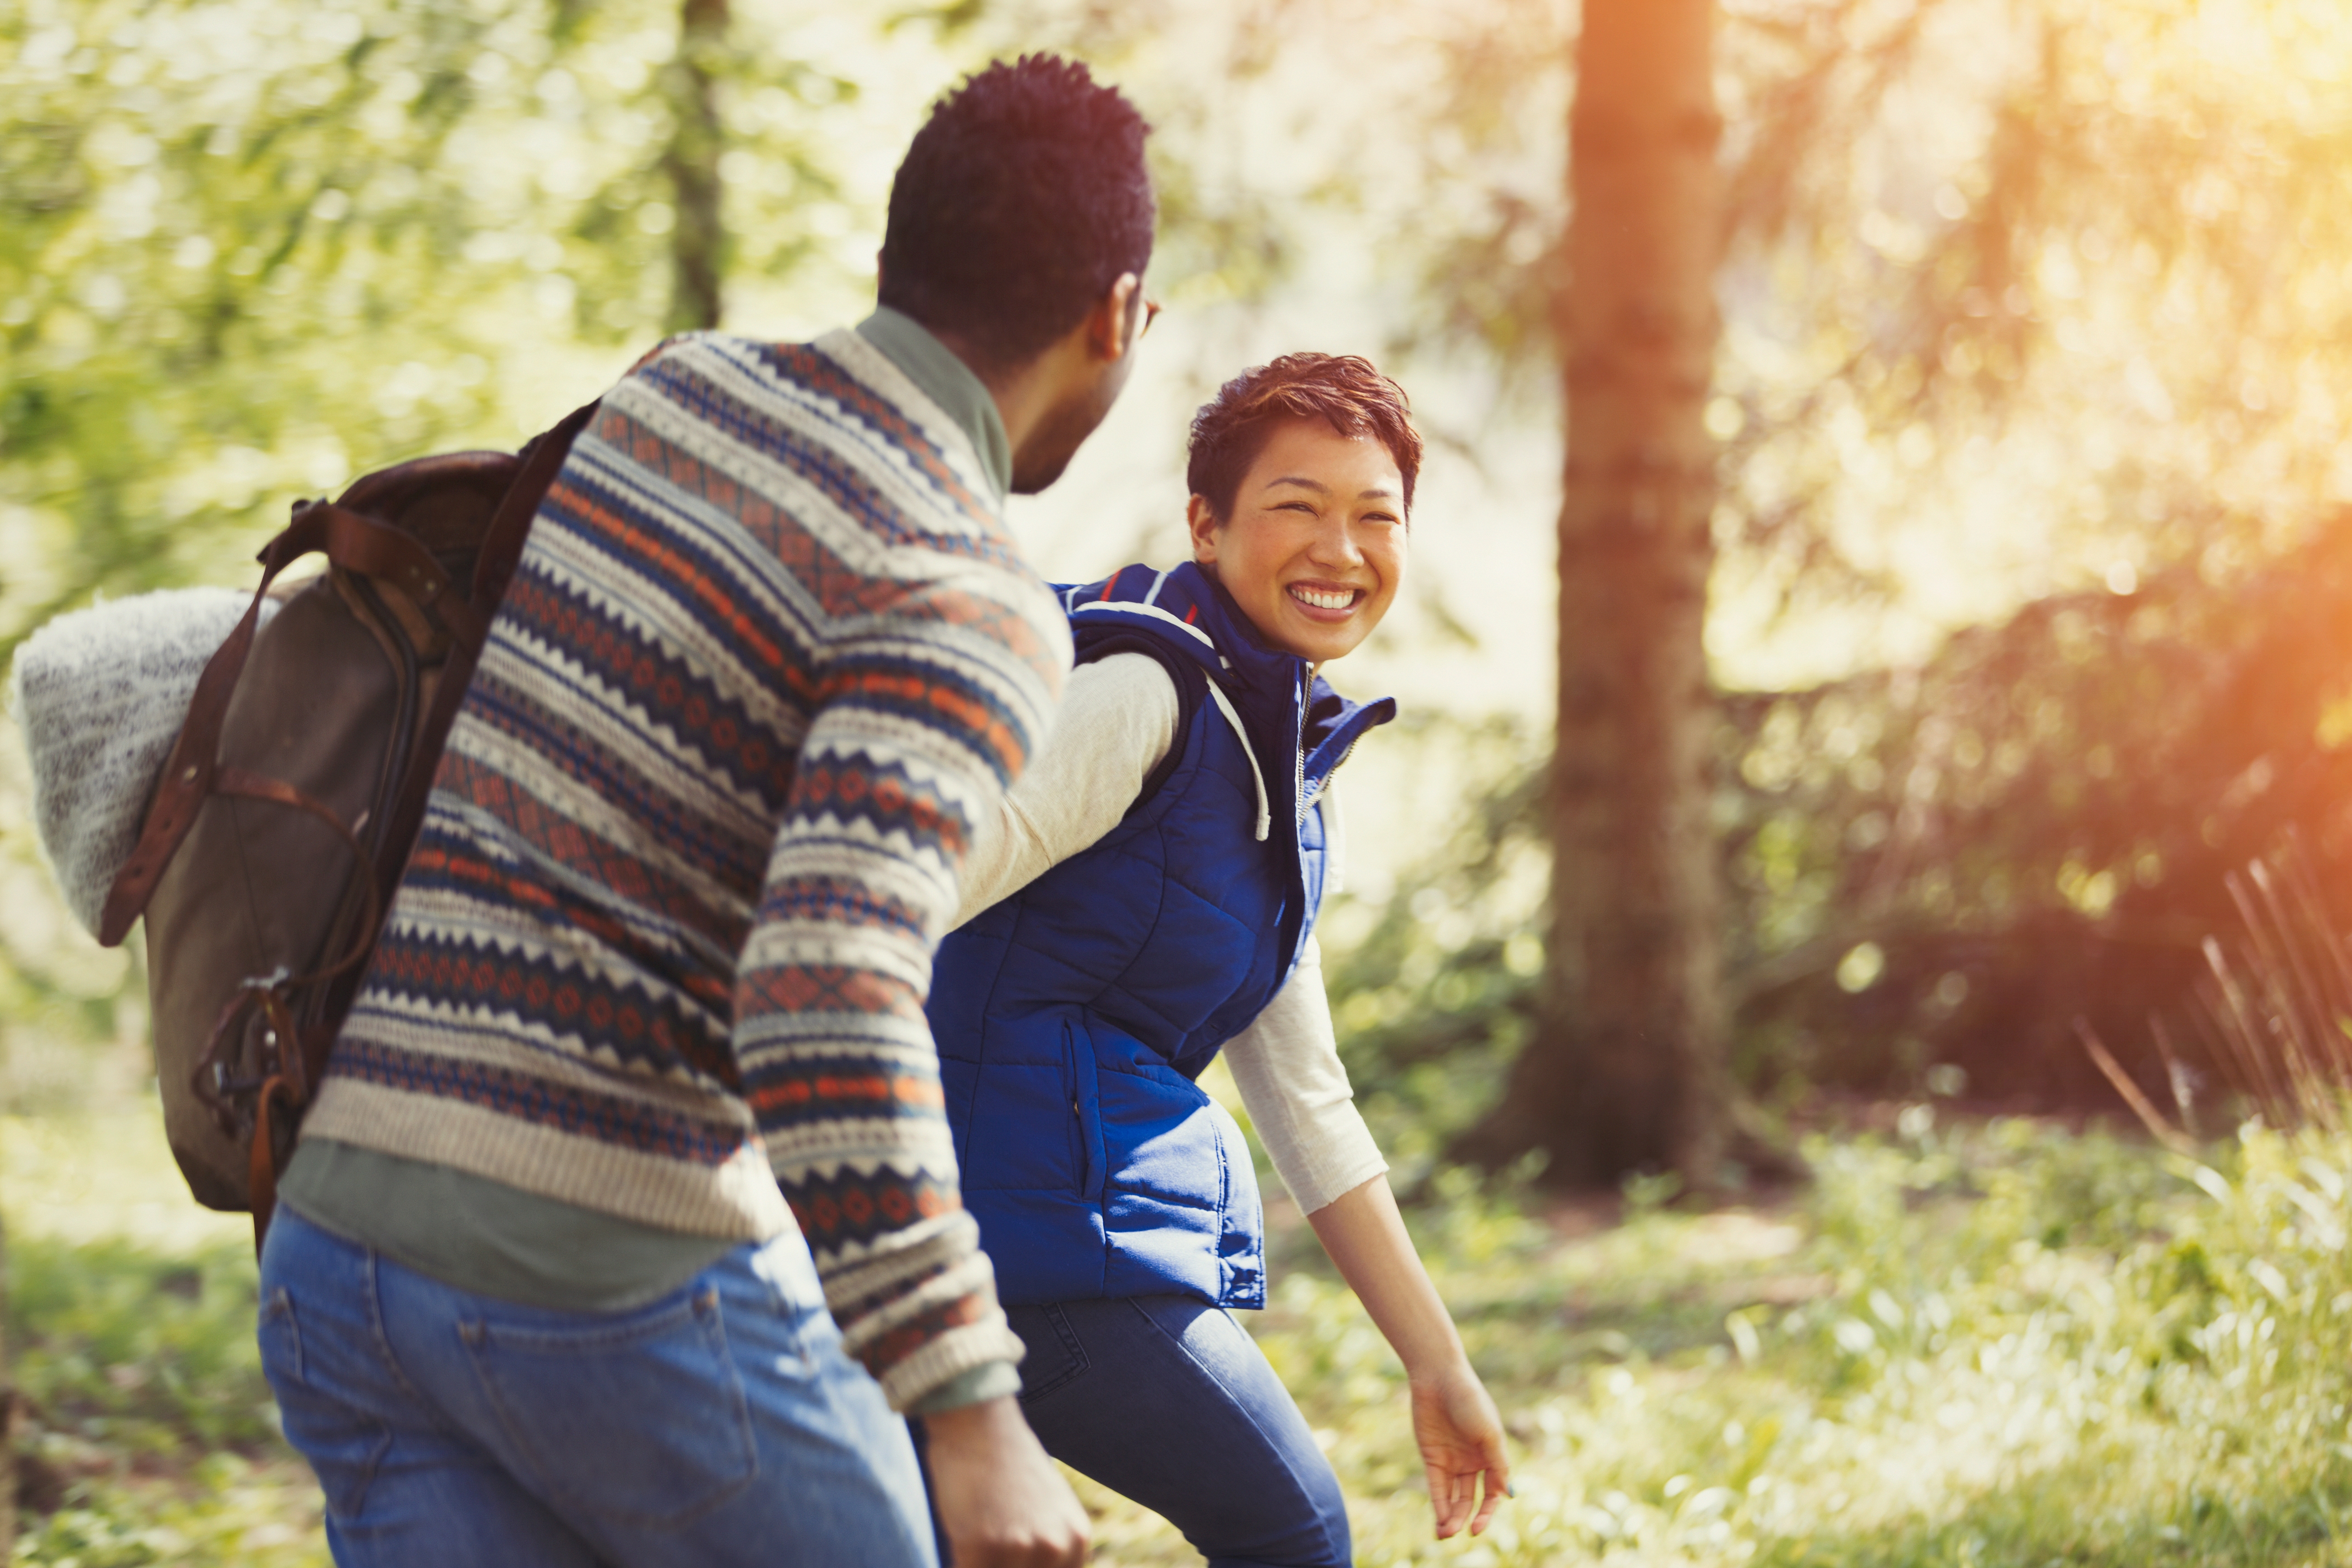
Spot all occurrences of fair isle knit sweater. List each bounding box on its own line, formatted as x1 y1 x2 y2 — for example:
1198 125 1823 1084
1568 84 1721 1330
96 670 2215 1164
299 326 1064 1407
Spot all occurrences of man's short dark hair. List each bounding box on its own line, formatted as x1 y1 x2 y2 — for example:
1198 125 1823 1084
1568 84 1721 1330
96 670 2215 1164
1187 354 1424 522
879 56 1154 369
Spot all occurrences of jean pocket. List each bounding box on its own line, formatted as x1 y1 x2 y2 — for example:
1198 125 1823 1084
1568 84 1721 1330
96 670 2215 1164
1008 1302 1090 1403
460 1284 758 1529
257 1287 391 1523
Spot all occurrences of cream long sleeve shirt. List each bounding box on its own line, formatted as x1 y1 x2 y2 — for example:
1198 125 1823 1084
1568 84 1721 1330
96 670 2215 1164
954 653 1388 1216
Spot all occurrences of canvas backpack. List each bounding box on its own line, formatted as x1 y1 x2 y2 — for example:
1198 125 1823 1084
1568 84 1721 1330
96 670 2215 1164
95 402 598 1240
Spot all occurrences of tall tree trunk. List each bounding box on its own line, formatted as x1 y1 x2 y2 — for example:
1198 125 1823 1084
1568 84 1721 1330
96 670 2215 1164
663 0 727 333
1478 0 1730 1189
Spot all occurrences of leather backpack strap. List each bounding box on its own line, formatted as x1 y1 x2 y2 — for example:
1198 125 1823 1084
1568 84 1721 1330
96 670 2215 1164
96 500 474 945
386 397 600 884
248 1071 301 1252
304 398 602 1069
286 503 485 647
469 400 601 607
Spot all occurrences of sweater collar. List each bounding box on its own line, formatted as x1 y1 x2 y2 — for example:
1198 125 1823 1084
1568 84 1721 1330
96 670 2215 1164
853 306 1012 505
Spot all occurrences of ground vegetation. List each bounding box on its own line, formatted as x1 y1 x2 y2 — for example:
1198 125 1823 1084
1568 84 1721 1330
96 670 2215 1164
14 1095 2352 1565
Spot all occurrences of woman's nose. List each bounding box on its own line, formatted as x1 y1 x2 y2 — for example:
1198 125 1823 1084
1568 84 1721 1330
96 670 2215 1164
1306 515 1363 565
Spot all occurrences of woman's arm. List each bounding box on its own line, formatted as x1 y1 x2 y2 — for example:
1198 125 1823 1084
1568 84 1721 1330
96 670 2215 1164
1224 935 1510 1539
1306 1176 1511 1539
953 652 1179 925
1221 937 1388 1211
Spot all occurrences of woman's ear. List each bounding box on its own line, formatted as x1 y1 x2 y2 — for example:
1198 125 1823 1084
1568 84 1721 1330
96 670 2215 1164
1185 494 1222 568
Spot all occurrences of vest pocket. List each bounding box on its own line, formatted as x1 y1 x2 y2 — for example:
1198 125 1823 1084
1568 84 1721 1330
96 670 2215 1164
1062 1019 1106 1203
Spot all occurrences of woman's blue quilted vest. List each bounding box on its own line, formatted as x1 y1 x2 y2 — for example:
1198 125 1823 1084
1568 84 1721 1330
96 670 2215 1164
927 561 1394 1308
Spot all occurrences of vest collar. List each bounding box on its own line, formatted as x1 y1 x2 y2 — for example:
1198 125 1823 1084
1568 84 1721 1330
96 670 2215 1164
1059 561 1398 824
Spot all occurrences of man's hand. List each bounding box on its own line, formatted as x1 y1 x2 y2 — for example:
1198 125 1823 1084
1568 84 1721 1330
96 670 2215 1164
1410 1361 1510 1539
922 1395 1090 1567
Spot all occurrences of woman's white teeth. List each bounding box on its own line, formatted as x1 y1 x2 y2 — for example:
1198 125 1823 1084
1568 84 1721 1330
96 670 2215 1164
1290 586 1357 611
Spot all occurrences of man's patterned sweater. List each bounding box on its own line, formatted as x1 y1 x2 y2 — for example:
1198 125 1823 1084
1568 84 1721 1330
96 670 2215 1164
302 327 1065 1407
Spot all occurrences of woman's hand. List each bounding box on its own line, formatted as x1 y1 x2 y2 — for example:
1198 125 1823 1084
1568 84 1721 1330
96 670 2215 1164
1303 1175 1514 1538
1409 1360 1510 1538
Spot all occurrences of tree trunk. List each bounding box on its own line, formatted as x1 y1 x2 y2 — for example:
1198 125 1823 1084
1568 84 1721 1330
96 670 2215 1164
1478 0 1730 1190
663 0 727 333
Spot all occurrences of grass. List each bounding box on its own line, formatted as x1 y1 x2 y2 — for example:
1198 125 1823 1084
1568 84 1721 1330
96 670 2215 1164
2 1109 326 1567
7 1099 2352 1565
1080 1103 2352 1566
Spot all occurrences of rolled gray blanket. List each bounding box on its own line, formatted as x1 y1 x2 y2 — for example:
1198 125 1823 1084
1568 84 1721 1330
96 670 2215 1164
10 589 276 939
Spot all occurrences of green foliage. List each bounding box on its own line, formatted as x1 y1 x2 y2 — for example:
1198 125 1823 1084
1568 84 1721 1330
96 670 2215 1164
1318 713 1549 1173
14 1463 326 1568
1066 1114 2352 1565
1720 520 2352 1112
0 0 968 1073
9 1235 275 1453
1322 507 2352 1125
17 1105 2352 1568
7 0 567 633
0 0 899 654
1 1111 325 1564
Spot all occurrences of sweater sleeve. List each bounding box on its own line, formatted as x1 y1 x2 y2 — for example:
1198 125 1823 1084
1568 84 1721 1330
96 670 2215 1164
733 558 1066 1412
1221 933 1389 1214
953 652 1180 924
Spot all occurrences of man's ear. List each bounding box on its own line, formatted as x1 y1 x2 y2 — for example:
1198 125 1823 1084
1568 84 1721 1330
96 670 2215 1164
1084 272 1143 365
1185 494 1223 566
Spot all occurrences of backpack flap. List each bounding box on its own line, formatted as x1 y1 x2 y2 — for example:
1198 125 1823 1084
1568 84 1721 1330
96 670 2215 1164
143 570 413 1208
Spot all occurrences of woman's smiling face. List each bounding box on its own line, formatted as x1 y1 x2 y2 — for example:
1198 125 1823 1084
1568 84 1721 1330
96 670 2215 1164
1186 416 1407 667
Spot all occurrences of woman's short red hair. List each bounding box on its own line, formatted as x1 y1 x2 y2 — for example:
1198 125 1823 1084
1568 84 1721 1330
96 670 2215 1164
1185 353 1422 522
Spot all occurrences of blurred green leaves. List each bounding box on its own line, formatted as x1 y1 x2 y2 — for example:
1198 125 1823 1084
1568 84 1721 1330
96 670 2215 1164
1231 1112 2352 1566
9 1234 273 1453
0 0 887 654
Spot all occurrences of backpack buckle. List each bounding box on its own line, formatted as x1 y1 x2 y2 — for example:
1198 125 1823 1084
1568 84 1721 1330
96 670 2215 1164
191 968 303 1138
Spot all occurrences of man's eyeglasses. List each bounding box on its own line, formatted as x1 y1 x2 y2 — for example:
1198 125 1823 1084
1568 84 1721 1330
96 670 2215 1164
1138 296 1163 340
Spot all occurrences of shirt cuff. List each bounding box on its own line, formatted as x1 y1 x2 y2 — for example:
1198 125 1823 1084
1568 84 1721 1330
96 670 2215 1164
1295 1143 1391 1216
905 1358 1025 1416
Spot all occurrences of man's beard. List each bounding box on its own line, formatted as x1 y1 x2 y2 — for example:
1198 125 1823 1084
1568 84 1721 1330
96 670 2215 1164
1010 372 1121 495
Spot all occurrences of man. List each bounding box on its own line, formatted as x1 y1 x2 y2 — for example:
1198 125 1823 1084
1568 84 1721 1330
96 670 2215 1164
257 55 1154 1567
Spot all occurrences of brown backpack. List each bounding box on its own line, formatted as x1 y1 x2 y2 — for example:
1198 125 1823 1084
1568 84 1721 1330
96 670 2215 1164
96 403 598 1240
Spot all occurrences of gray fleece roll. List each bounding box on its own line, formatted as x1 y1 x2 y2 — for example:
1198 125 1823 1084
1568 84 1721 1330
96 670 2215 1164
10 588 276 939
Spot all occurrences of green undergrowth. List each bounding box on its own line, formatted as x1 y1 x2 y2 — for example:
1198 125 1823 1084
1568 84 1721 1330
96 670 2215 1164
12 1105 2352 1565
2 1111 326 1567
1082 1107 2352 1566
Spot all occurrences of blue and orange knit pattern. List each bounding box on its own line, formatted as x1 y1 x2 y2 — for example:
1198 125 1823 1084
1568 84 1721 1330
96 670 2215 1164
303 327 1067 1407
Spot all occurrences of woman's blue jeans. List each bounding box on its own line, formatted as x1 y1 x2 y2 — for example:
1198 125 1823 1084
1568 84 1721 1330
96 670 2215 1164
923 1294 1352 1568
257 1202 935 1568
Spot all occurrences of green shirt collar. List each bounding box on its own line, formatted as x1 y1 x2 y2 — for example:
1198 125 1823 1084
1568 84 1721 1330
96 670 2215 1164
855 306 1012 505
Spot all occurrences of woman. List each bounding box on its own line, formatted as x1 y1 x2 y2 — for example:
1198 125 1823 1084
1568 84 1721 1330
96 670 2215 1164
926 353 1508 1566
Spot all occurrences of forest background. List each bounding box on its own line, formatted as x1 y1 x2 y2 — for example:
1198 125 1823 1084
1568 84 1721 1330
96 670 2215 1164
9 0 2352 1563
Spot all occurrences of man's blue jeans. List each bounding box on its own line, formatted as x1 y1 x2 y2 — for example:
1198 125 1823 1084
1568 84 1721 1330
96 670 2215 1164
257 1202 936 1568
